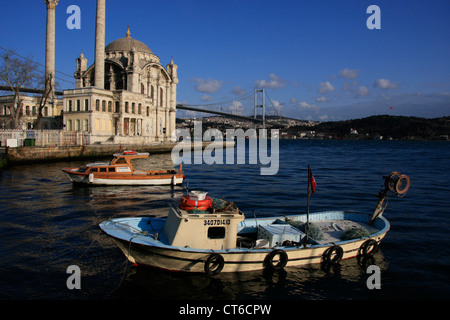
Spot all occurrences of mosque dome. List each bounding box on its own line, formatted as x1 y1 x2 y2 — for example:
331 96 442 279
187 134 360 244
105 27 153 54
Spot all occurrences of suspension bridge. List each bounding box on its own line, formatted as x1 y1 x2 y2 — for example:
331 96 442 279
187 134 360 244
177 89 284 127
1 46 289 130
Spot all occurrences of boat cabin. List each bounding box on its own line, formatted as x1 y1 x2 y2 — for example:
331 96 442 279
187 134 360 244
163 204 245 250
77 151 150 174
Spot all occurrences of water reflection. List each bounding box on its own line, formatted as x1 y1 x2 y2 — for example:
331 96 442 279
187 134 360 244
110 251 388 300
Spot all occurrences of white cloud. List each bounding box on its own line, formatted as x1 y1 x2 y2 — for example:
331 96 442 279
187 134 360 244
356 86 369 97
298 101 317 109
255 73 286 89
318 81 335 94
227 100 244 115
271 99 283 115
231 86 246 96
193 78 223 93
341 81 357 92
200 94 214 102
373 78 399 89
316 96 330 103
338 68 361 79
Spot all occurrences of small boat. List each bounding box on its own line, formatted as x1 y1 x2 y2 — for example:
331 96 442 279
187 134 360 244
99 172 410 274
62 151 184 186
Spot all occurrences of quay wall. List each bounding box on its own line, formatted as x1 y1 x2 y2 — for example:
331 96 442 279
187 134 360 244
4 141 234 165
0 151 7 171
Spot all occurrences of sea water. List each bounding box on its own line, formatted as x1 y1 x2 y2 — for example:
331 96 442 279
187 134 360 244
0 140 449 300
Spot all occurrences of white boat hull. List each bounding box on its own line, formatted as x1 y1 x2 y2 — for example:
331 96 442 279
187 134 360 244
61 152 185 186
100 211 389 274
112 235 386 273
63 170 184 186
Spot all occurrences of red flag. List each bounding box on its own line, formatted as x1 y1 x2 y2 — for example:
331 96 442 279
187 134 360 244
308 165 316 195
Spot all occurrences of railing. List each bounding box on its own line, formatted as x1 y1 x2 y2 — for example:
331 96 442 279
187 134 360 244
0 129 90 147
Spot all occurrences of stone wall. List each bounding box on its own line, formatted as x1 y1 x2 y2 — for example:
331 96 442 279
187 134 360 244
6 143 176 163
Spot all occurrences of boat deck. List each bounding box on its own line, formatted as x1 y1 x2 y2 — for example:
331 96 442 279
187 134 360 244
311 220 378 244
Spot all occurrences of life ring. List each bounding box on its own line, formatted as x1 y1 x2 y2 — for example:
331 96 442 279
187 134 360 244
264 249 288 270
358 239 378 257
204 253 224 275
179 195 213 211
322 245 343 264
395 174 410 196
123 150 136 155
385 172 410 196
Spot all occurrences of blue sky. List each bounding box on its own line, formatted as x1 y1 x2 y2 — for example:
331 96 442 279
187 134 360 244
1 0 449 121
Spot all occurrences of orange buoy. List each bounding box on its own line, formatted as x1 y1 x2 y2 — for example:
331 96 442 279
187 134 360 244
179 195 213 211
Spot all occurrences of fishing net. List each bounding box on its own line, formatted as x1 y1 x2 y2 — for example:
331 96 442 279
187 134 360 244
289 222 323 240
341 227 370 240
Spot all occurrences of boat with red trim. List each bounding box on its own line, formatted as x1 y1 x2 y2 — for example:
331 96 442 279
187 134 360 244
62 151 184 186
99 172 410 274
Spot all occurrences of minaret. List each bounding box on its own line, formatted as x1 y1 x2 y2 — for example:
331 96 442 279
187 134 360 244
44 0 59 95
94 0 106 89
167 58 178 141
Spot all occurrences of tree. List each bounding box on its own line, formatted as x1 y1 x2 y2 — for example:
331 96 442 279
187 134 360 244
33 73 54 130
0 50 39 129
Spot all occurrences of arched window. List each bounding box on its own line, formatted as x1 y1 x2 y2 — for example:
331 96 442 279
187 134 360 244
141 83 145 94
160 88 163 107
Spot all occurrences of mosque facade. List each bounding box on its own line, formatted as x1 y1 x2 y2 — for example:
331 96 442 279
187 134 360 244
64 27 178 144
1 0 178 145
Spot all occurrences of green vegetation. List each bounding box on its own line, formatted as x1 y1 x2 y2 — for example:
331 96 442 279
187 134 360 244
286 115 450 140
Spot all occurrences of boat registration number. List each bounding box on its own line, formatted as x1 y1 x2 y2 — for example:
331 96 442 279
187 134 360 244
203 219 231 226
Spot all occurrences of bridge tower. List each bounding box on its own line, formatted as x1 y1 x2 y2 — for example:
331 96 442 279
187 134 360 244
254 89 266 136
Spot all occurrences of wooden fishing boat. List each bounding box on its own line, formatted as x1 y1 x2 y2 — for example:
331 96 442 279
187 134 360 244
62 151 184 186
99 172 410 274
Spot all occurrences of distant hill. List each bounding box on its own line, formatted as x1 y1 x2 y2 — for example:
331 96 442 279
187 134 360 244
177 114 450 140
286 115 450 140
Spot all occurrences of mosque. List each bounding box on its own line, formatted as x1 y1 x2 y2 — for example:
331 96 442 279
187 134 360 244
1 0 178 144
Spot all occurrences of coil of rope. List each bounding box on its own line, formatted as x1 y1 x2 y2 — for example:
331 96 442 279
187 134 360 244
383 171 411 198
369 171 411 225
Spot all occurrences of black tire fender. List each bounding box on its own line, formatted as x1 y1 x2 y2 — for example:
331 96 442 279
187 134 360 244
322 245 344 264
204 253 224 275
264 249 288 270
358 239 378 257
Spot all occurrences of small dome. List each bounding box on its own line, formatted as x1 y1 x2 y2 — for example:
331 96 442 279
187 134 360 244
105 27 152 54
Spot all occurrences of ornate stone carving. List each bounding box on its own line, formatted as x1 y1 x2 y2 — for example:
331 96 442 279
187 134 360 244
44 0 59 9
